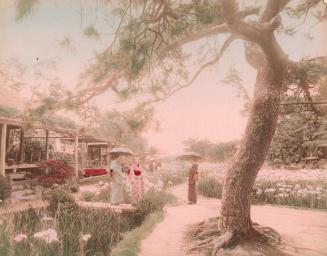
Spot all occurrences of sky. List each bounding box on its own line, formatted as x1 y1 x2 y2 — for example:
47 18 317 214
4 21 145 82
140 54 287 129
0 0 326 153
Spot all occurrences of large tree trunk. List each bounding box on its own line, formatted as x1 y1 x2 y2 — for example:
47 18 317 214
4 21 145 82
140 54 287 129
219 63 284 236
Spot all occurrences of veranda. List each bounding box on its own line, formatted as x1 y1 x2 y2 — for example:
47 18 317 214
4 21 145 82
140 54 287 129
0 116 113 179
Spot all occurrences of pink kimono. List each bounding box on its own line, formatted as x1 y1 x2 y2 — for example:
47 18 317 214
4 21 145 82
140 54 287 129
128 163 144 204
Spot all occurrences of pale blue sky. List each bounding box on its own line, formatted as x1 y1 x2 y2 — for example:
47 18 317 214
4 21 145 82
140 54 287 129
1 0 326 153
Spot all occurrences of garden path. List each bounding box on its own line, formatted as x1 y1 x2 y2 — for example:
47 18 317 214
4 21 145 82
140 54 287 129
139 183 327 256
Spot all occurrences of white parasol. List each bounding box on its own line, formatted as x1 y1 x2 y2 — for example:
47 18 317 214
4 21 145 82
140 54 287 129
109 147 134 156
176 152 202 161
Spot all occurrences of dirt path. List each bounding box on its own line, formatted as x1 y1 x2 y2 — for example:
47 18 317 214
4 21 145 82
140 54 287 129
139 183 327 256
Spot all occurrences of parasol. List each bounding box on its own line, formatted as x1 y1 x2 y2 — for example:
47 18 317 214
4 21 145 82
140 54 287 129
109 147 134 157
176 152 202 161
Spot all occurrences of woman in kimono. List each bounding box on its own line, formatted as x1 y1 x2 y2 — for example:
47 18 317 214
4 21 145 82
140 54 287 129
188 163 199 204
110 155 125 205
128 158 144 204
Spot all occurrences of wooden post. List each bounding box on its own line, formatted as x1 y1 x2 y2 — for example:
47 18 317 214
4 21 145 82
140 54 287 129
45 130 49 160
0 123 7 176
86 143 88 168
45 130 49 174
80 143 86 171
100 146 103 166
19 129 24 163
74 135 79 177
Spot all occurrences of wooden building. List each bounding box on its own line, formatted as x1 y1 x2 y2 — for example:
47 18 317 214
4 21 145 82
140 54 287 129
0 116 79 177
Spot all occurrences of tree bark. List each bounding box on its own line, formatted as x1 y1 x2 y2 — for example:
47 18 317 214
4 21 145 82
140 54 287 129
219 63 285 236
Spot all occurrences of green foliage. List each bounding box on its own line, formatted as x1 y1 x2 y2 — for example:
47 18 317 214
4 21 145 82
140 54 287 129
60 177 80 193
197 175 223 198
183 138 238 162
94 105 155 154
56 208 120 256
222 66 250 112
193 0 223 25
0 105 20 118
80 188 112 203
111 211 164 256
83 25 100 39
0 175 12 202
81 191 95 202
15 0 39 21
269 94 327 165
43 188 77 215
0 206 127 256
58 36 76 52
0 224 10 256
12 208 42 234
27 98 77 129
198 174 327 210
134 190 176 223
156 170 188 188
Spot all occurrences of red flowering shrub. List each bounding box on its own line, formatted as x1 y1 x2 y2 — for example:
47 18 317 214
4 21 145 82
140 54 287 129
36 160 74 187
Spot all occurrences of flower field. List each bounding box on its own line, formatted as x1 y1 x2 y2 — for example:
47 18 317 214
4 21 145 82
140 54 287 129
0 171 176 256
197 163 327 210
0 206 123 256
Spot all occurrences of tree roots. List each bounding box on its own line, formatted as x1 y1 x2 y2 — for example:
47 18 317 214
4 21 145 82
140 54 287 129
185 218 286 256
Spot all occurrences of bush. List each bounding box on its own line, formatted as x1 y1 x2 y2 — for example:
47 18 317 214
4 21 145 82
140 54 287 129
37 160 74 188
80 188 111 203
0 175 11 202
60 177 80 193
156 170 188 188
43 188 77 215
81 191 95 202
134 189 176 224
197 176 223 198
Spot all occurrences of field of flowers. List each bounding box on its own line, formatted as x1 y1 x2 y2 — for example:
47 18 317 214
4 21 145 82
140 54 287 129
196 163 327 210
0 172 176 256
0 206 124 256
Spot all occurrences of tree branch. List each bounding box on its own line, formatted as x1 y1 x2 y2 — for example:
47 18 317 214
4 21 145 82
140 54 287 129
151 35 235 104
163 6 260 53
222 0 288 71
71 70 120 106
260 0 291 23
166 24 229 51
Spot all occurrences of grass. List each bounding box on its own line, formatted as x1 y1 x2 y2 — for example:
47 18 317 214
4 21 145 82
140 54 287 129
197 175 223 198
111 190 176 255
111 211 164 256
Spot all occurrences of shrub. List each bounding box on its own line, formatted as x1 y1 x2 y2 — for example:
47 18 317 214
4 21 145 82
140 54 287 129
81 191 95 202
43 188 77 215
0 175 11 202
134 189 176 224
80 188 111 203
96 188 112 202
60 177 80 193
37 160 74 187
197 176 223 198
155 170 188 188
